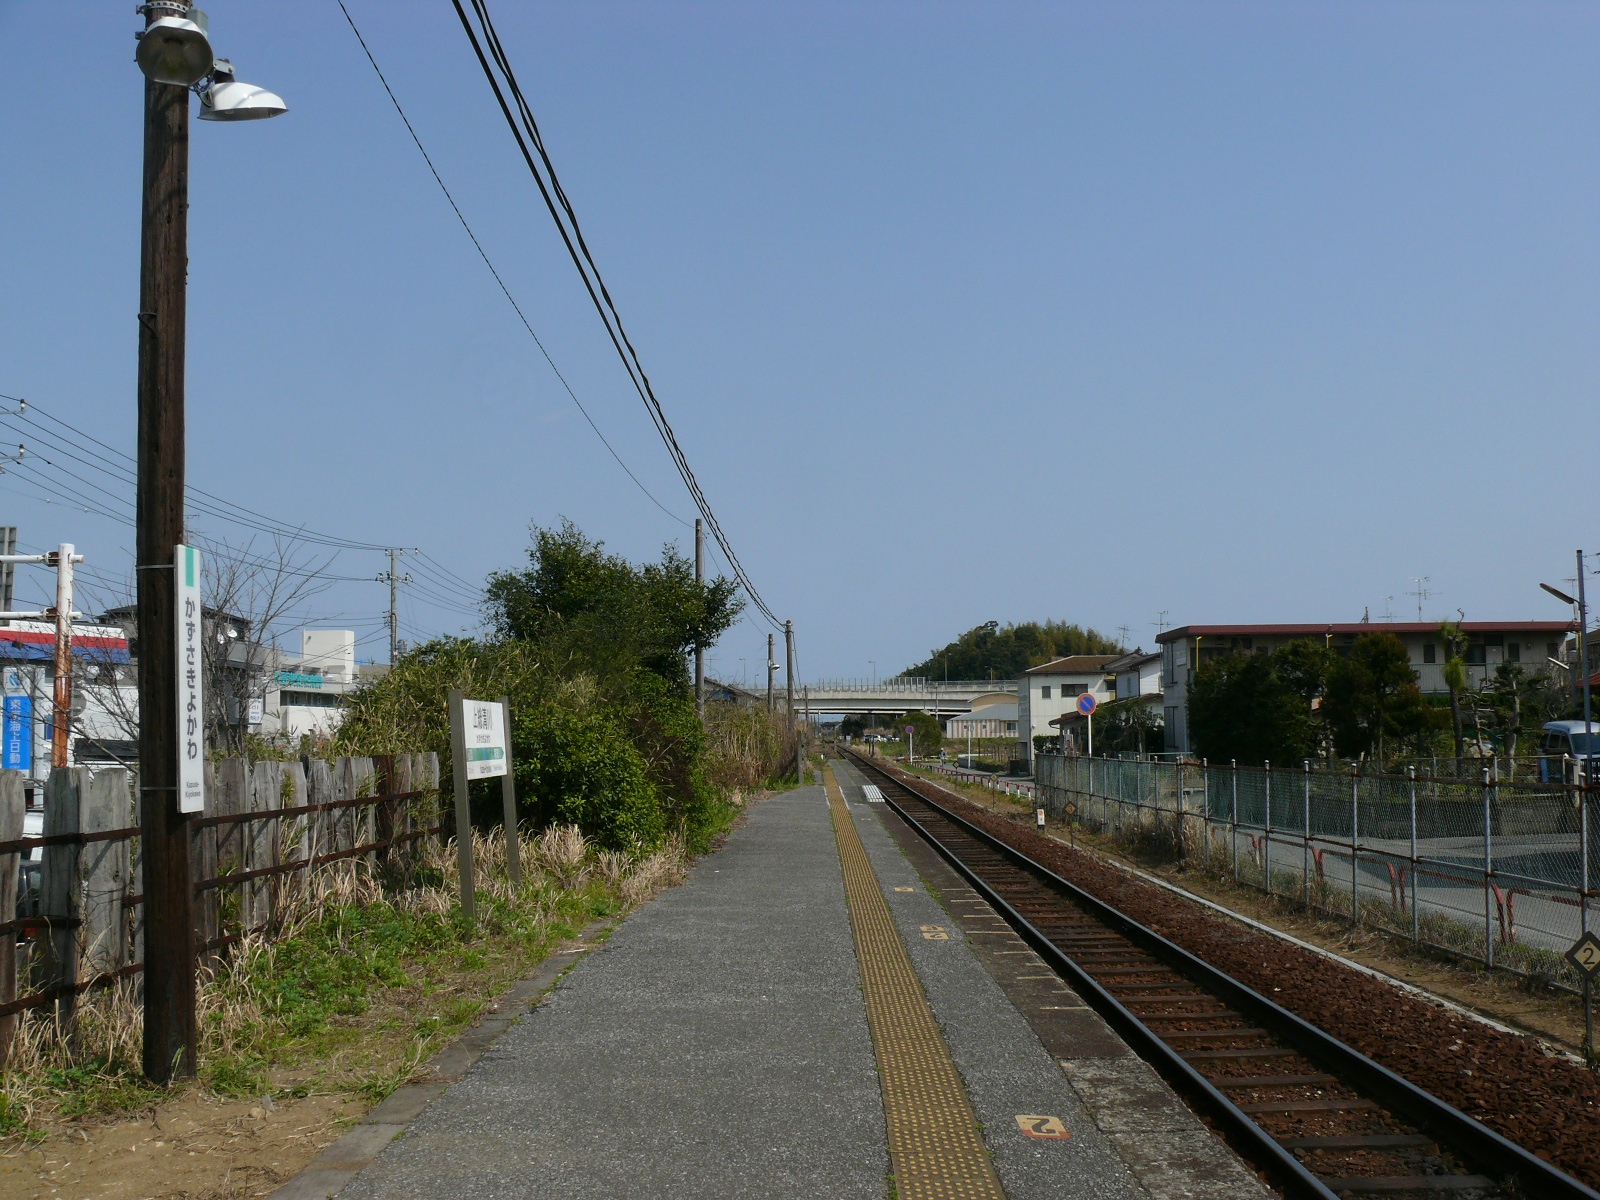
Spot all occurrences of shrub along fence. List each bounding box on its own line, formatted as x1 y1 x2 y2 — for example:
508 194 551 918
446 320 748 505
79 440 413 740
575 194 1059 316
1035 752 1600 995
0 752 439 1069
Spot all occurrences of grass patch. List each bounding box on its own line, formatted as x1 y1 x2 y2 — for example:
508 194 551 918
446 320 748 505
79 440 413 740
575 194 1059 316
0 824 690 1139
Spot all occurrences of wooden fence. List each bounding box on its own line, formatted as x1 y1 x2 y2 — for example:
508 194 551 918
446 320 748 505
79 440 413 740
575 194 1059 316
0 752 440 1068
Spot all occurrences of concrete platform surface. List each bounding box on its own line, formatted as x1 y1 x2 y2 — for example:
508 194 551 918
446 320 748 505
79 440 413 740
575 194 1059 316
338 785 885 1200
331 780 1182 1199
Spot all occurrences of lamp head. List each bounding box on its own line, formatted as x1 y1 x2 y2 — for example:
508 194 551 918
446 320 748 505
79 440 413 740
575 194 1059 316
197 59 288 121
136 11 214 87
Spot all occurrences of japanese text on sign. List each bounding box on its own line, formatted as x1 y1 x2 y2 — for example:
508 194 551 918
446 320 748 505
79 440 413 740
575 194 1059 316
177 544 205 813
461 697 508 780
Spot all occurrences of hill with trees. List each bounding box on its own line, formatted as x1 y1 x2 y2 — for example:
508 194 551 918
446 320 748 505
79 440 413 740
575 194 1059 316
900 620 1122 681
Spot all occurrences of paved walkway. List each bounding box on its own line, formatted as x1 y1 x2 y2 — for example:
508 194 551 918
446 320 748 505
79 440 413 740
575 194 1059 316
328 776 1242 1198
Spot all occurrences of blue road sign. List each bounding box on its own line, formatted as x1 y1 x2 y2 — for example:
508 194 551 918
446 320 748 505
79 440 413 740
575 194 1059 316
3 695 31 771
1076 692 1097 716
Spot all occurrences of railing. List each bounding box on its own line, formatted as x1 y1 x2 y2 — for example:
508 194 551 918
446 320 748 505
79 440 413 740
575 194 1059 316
1035 753 1599 995
0 751 440 1067
926 762 1037 800
805 678 1018 693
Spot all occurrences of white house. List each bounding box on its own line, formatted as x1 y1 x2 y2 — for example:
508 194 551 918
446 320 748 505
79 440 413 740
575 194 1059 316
944 699 1018 741
1107 649 1163 705
1015 655 1119 765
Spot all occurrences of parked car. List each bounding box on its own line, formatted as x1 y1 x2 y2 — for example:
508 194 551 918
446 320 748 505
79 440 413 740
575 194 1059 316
1537 720 1600 782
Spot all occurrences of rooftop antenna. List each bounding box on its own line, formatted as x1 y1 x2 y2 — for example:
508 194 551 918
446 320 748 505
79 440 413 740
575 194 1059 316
1407 576 1432 622
1153 610 1170 634
1382 595 1395 622
1116 624 1132 649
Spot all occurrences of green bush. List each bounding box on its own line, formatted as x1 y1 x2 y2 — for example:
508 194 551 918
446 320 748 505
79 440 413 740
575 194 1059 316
515 707 663 852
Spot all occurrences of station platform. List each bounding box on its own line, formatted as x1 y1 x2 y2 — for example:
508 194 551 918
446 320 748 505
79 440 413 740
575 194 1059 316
328 762 1271 1200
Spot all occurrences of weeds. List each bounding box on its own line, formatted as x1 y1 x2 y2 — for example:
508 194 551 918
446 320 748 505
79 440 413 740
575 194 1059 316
0 823 688 1139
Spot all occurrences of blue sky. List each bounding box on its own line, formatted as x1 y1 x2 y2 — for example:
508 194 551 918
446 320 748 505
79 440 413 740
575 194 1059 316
1 2 1595 682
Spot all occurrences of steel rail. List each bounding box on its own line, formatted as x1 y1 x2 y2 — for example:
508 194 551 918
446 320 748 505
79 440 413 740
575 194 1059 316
845 751 1600 1200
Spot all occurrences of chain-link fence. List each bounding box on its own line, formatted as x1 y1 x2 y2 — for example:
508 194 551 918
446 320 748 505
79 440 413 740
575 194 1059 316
1035 753 1598 994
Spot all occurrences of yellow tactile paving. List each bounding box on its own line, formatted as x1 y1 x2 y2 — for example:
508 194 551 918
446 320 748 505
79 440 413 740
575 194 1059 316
824 763 1008 1200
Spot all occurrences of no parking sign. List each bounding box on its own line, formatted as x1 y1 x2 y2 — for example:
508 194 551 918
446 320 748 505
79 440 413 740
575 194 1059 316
1077 692 1097 756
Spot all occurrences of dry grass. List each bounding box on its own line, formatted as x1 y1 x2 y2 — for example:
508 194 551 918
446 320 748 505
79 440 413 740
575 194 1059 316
0 822 689 1141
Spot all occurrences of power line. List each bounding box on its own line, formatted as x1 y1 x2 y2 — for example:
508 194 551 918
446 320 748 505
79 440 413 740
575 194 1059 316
332 1 690 530
0 393 486 609
449 0 783 631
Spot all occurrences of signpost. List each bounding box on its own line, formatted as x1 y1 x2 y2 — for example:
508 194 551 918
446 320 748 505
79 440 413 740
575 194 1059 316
1076 692 1098 758
175 545 204 814
448 691 516 929
1566 931 1600 1062
906 723 915 762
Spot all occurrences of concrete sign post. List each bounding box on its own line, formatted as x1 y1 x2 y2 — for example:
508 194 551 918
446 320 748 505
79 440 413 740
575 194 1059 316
906 724 915 763
1077 692 1098 759
448 691 510 931
176 545 204 814
497 695 520 885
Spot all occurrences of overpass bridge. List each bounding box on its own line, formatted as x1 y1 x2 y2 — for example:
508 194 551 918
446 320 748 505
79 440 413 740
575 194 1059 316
801 678 1016 717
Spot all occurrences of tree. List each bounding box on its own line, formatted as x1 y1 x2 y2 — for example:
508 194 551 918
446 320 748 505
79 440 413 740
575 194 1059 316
899 619 1121 681
78 533 335 758
1322 633 1437 764
1188 652 1317 765
1272 639 1335 760
1437 621 1468 769
485 520 742 694
1093 696 1163 755
901 709 942 756
839 714 870 739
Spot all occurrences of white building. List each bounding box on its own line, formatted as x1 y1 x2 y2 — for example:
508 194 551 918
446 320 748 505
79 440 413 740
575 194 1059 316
944 699 1018 741
1015 655 1119 765
260 630 385 740
1107 649 1163 705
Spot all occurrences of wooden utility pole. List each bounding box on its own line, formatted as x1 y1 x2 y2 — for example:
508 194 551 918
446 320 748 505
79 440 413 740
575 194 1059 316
137 65 197 1083
693 520 704 717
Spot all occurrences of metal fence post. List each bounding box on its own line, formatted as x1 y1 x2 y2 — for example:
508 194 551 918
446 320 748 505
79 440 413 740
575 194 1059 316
1350 765 1360 927
1483 765 1493 967
1408 764 1419 945
1303 760 1312 910
1230 760 1238 882
1264 761 1273 895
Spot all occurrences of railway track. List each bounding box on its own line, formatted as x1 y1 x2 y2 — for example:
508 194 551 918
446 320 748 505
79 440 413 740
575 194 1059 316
843 750 1598 1200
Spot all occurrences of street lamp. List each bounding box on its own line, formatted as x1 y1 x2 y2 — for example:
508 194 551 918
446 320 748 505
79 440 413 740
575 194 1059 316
134 0 286 1085
198 60 288 121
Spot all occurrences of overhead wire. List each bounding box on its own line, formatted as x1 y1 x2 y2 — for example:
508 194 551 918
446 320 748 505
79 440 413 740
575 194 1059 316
0 392 485 634
332 1 690 530
449 0 784 631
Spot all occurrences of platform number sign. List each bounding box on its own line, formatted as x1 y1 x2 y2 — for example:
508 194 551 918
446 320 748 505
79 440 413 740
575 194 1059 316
1567 932 1600 978
1016 1115 1070 1140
